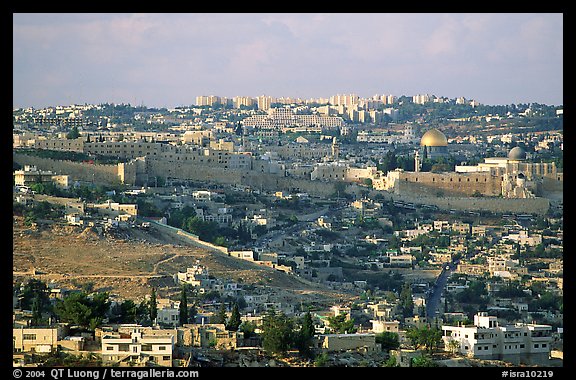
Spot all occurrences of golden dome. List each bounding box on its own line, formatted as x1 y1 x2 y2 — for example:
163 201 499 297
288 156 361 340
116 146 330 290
420 128 448 147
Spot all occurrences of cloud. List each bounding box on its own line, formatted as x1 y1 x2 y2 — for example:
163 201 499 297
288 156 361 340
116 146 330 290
13 13 563 108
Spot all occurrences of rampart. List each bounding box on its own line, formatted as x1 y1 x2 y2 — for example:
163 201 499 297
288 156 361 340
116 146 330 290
13 152 122 186
380 191 550 216
391 171 502 197
14 153 553 215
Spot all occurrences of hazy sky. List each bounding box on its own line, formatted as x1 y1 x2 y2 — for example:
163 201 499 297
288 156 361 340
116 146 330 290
13 13 563 109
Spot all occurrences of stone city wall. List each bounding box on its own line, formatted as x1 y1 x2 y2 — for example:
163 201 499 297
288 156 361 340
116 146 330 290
14 153 552 215
393 171 502 197
13 153 122 185
388 191 550 216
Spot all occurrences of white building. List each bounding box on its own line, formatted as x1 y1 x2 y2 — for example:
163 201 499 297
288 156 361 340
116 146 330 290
156 299 180 327
371 319 400 333
442 312 553 366
101 327 174 367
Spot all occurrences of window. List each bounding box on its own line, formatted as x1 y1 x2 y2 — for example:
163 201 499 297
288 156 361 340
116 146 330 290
534 344 539 348
542 344 547 348
107 346 114 351
142 344 152 352
159 346 166 351
23 334 36 340
163 356 171 361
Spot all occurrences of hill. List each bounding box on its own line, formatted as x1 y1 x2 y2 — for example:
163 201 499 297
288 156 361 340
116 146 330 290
12 216 353 306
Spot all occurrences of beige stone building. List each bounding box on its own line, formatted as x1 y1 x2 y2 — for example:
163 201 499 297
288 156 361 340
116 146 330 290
312 333 379 353
13 326 67 354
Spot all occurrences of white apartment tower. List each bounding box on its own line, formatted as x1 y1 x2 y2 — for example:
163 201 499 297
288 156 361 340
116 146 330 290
196 95 221 107
330 94 359 107
233 96 255 109
257 95 273 111
413 94 432 105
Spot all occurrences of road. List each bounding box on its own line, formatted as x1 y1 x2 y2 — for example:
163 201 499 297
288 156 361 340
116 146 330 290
425 260 458 318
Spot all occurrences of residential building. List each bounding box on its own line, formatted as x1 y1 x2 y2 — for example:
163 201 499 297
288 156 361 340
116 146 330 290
371 319 400 333
442 312 553 366
13 326 67 353
13 165 56 187
101 327 174 367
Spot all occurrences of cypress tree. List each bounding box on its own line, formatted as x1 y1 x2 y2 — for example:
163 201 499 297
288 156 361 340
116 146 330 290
149 287 157 324
226 303 242 331
179 286 188 326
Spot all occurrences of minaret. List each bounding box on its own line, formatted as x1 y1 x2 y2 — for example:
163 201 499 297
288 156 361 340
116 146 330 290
414 150 421 173
331 137 340 160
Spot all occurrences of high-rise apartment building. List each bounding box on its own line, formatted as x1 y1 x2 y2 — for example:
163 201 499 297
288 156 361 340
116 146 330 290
413 94 432 105
233 96 255 108
257 95 273 111
196 95 222 107
330 94 359 107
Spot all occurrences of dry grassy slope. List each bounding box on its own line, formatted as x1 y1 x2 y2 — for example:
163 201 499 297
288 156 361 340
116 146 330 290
12 216 350 304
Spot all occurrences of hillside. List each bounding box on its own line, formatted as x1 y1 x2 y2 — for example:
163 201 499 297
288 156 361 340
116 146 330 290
12 216 353 305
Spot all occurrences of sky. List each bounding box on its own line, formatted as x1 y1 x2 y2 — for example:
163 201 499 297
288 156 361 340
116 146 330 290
13 13 563 109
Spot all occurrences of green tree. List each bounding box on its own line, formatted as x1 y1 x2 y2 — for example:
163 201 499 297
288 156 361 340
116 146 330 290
239 321 257 339
31 295 43 326
406 325 443 353
300 311 315 341
19 279 51 315
314 352 329 367
179 285 189 326
295 311 315 356
118 300 140 324
149 288 158 323
214 303 228 325
326 313 357 334
411 355 439 367
447 339 460 354
382 355 399 367
399 283 415 319
261 309 295 355
66 126 80 139
375 331 400 351
226 303 242 331
53 292 109 330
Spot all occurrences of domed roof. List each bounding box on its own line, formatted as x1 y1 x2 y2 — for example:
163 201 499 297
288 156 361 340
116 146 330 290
420 128 448 147
508 146 526 160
